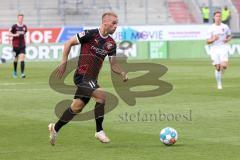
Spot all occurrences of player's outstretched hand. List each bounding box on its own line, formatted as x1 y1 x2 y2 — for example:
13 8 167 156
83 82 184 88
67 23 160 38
121 72 128 82
55 63 67 79
213 35 219 41
223 38 230 43
14 33 20 37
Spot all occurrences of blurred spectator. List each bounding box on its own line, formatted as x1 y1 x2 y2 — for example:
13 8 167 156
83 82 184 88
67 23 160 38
222 6 231 26
202 5 210 23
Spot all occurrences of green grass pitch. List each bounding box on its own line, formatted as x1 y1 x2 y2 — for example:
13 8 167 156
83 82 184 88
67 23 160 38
0 58 239 160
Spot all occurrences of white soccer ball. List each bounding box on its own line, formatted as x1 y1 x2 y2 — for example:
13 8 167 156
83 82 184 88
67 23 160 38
160 127 178 145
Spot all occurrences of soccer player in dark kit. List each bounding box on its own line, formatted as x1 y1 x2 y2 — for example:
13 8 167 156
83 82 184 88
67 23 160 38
48 11 128 145
9 13 28 78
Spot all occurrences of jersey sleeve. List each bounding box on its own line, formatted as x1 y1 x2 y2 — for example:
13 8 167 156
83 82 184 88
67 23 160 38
108 43 117 56
226 25 231 36
9 24 16 33
75 30 92 44
24 25 28 34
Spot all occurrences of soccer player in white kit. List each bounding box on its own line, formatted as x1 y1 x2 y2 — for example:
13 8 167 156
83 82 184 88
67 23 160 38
206 11 232 90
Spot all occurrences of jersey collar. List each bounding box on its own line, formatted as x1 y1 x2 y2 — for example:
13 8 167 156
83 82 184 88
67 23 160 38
98 28 109 39
17 23 24 27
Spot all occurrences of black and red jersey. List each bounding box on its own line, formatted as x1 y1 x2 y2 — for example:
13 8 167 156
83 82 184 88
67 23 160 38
10 24 27 48
75 29 116 80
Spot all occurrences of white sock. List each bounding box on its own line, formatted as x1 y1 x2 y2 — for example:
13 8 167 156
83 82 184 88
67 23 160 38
215 70 222 86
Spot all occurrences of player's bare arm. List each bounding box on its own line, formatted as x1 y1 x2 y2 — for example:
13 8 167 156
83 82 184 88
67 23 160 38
8 31 19 37
56 36 79 79
109 56 128 82
207 35 219 44
224 35 232 43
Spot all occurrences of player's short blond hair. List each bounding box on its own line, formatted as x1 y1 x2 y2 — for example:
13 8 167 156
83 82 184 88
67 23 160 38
102 11 118 20
18 13 24 17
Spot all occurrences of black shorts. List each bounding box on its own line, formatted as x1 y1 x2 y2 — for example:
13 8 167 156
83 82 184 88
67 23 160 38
73 73 99 104
203 18 209 23
13 47 26 57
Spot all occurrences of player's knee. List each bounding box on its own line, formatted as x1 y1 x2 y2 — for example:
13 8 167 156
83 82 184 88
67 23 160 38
215 65 221 71
96 92 106 103
221 63 228 70
95 98 105 104
71 105 83 113
71 99 85 113
19 55 25 61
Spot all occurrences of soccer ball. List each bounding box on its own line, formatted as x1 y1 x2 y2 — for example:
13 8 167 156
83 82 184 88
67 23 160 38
160 127 178 145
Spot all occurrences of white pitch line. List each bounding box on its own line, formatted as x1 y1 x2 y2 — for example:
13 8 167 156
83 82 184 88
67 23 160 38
0 82 48 86
0 83 25 86
0 88 50 91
